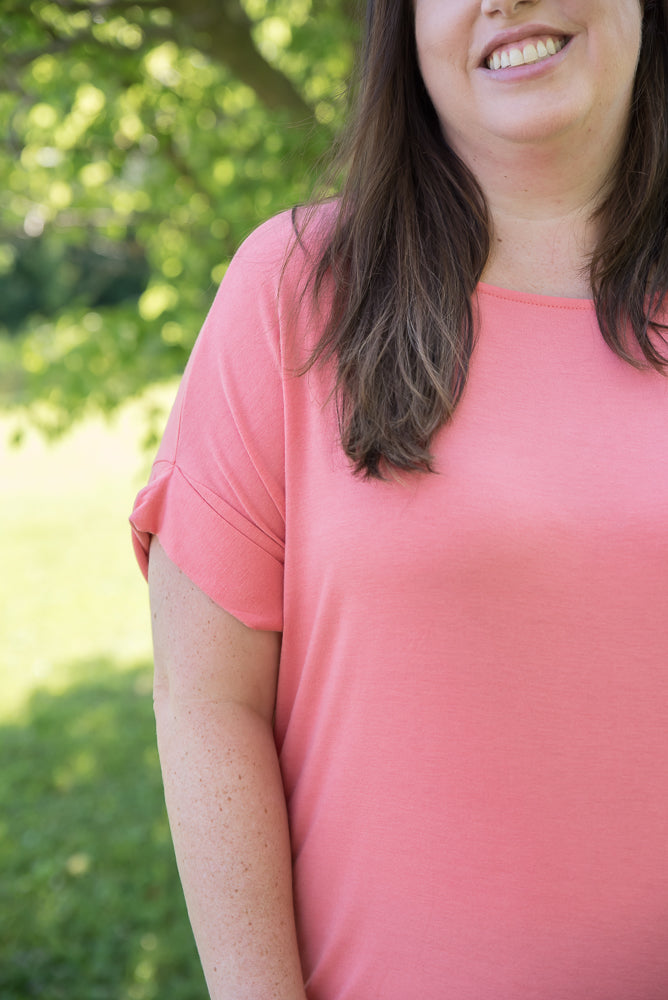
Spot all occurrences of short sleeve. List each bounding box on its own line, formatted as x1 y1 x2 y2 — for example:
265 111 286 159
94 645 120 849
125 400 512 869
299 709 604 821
130 213 295 631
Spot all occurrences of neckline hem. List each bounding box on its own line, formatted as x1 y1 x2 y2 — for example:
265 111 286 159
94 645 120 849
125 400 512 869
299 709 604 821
476 281 595 309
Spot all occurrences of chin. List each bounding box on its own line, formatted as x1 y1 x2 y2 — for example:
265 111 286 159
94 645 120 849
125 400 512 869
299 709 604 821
484 105 588 147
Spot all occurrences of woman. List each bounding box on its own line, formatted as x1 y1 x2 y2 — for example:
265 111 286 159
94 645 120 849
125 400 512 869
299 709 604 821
131 1 668 997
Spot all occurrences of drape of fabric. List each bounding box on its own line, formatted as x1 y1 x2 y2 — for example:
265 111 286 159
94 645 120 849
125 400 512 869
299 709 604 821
131 210 668 1000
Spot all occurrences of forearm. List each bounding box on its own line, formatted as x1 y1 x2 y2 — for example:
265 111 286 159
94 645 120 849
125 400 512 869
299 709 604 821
155 690 307 1000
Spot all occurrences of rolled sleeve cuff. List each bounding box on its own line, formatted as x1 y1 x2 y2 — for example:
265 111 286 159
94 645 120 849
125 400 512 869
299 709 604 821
130 461 284 632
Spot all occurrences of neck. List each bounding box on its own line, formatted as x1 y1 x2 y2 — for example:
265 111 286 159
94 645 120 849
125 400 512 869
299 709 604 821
465 134 620 299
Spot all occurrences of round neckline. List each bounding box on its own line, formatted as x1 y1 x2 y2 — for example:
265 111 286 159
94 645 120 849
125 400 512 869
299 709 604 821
476 281 596 310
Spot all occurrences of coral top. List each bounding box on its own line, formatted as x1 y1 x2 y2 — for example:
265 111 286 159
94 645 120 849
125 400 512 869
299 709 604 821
131 210 668 1000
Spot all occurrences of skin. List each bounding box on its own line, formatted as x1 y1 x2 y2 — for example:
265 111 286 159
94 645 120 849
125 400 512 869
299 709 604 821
415 0 643 296
149 537 307 1000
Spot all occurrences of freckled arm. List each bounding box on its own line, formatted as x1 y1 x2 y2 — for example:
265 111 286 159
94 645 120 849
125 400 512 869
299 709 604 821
149 537 307 1000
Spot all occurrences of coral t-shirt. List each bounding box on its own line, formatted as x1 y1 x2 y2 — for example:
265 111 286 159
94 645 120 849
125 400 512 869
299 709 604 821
131 210 668 999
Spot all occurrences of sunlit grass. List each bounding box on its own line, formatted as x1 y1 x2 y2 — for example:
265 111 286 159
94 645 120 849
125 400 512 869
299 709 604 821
0 394 169 717
0 392 208 999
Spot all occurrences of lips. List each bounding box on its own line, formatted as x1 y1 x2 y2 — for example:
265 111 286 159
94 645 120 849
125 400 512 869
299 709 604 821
480 28 572 71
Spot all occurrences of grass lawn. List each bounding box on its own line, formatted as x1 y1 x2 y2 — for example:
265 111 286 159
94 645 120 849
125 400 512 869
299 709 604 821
0 394 209 999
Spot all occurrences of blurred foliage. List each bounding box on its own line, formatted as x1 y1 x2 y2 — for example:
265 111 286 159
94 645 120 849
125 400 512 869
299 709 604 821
0 0 360 437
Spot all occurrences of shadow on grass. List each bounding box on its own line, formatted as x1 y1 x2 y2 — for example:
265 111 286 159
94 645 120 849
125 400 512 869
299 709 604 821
0 659 208 1000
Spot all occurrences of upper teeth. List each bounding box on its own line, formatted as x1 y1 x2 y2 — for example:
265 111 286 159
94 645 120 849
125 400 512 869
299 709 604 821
486 37 565 71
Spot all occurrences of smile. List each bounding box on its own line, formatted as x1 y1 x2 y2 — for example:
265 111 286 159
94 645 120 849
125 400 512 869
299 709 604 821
485 36 568 71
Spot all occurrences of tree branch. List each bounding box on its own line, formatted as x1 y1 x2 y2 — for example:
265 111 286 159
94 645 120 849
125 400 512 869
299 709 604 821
7 0 316 121
163 0 315 122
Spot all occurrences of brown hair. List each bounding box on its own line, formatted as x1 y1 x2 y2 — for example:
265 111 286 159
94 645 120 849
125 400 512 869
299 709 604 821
299 0 668 478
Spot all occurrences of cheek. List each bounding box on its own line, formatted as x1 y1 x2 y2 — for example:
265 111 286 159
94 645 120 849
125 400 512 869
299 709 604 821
414 0 473 66
603 16 642 100
596 0 643 64
414 9 440 73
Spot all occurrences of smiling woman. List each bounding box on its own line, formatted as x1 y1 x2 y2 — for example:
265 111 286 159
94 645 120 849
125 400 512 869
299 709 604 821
131 1 668 998
304 0 668 474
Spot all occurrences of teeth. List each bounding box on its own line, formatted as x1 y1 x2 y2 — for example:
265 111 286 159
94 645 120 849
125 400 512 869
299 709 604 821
486 36 565 70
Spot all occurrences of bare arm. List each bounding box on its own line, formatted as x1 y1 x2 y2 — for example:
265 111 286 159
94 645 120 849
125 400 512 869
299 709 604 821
148 537 306 1000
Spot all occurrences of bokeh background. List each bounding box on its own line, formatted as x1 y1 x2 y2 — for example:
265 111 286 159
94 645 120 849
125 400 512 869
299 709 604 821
1 2 358 996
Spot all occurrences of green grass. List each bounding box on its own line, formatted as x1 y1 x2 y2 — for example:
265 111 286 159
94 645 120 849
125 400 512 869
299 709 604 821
0 395 209 999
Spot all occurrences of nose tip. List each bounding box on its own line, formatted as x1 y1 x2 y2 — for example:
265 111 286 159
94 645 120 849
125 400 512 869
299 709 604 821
481 0 538 16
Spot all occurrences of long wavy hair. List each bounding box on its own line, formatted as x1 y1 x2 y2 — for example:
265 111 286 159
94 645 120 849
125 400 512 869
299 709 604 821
299 0 668 478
